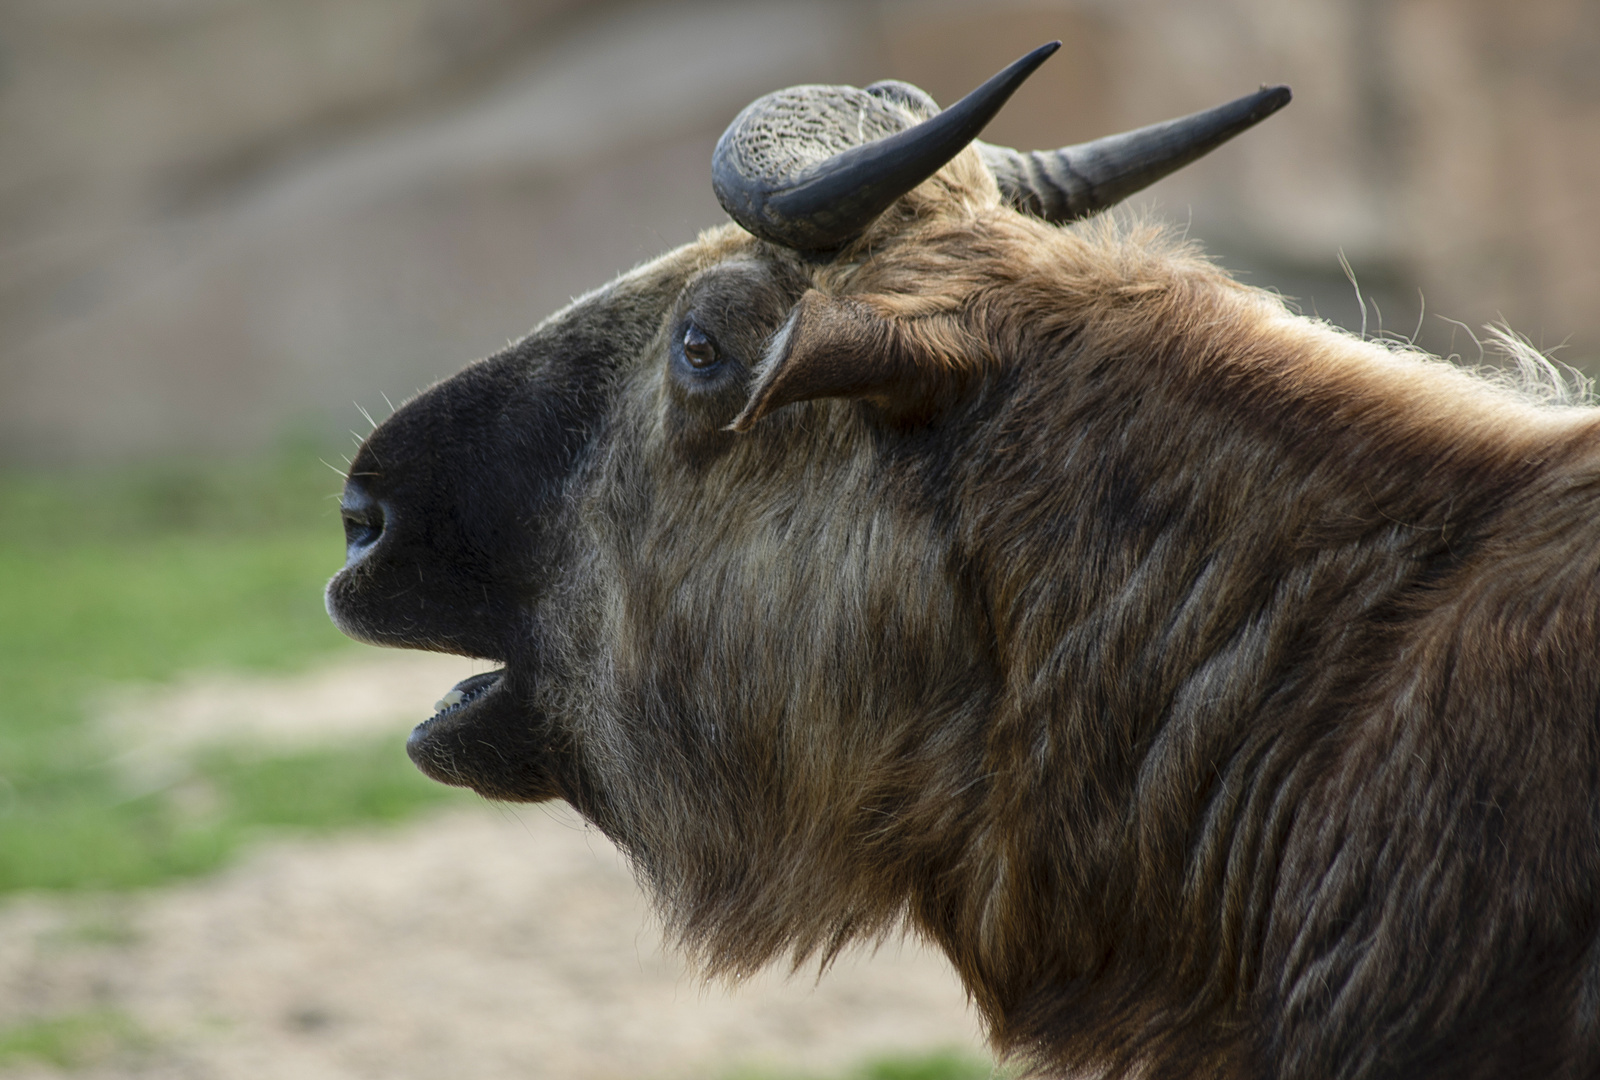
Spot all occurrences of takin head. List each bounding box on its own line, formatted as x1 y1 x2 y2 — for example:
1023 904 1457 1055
325 43 1600 1080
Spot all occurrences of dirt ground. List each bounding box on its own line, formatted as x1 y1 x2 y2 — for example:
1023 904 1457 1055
1 655 989 1079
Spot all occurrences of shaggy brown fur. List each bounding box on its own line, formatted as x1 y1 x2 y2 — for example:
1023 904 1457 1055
326 142 1600 1079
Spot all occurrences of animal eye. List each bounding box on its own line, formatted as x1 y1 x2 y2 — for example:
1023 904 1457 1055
682 324 718 369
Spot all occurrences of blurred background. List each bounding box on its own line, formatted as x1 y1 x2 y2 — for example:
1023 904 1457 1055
1 0 1596 1077
5 0 1599 463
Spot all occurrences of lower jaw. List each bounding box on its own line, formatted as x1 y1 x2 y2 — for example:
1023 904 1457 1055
405 670 560 803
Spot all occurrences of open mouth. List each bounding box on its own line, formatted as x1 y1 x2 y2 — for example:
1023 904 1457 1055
423 669 505 726
406 666 555 802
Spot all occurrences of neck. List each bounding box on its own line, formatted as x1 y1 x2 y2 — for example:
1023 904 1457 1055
939 263 1600 1067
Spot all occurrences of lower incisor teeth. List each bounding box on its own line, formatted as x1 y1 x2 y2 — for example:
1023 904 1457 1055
434 689 465 712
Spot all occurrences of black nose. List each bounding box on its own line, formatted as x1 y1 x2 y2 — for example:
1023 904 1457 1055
340 480 388 567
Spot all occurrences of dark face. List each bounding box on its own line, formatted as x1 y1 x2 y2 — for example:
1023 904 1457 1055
323 58 1280 837
325 232 823 809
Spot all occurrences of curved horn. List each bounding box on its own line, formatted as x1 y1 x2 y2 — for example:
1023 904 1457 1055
980 85 1292 223
713 42 1061 252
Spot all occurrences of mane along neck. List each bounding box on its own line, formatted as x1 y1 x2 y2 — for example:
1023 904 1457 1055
939 226 1600 1056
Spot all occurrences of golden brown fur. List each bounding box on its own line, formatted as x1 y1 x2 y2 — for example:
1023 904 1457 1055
329 145 1600 1079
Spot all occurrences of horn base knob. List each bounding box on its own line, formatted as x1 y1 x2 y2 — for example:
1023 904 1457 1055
712 42 1061 252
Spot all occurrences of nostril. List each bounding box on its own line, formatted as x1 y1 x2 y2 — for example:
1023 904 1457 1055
340 483 387 565
344 508 383 550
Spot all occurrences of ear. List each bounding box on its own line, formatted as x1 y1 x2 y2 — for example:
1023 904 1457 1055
730 290 989 431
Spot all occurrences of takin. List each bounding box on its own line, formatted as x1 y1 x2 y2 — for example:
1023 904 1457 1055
325 43 1600 1080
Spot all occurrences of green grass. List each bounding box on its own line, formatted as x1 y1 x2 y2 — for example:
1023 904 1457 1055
0 1009 146 1069
723 1050 1004 1080
0 446 469 893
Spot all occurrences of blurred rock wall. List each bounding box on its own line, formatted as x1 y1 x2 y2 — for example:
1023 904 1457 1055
1 0 1596 463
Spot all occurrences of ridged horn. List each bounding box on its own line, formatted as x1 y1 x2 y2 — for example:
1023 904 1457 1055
979 84 1292 223
713 42 1061 252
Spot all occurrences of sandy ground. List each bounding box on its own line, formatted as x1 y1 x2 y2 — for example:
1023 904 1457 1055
1 655 990 1079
